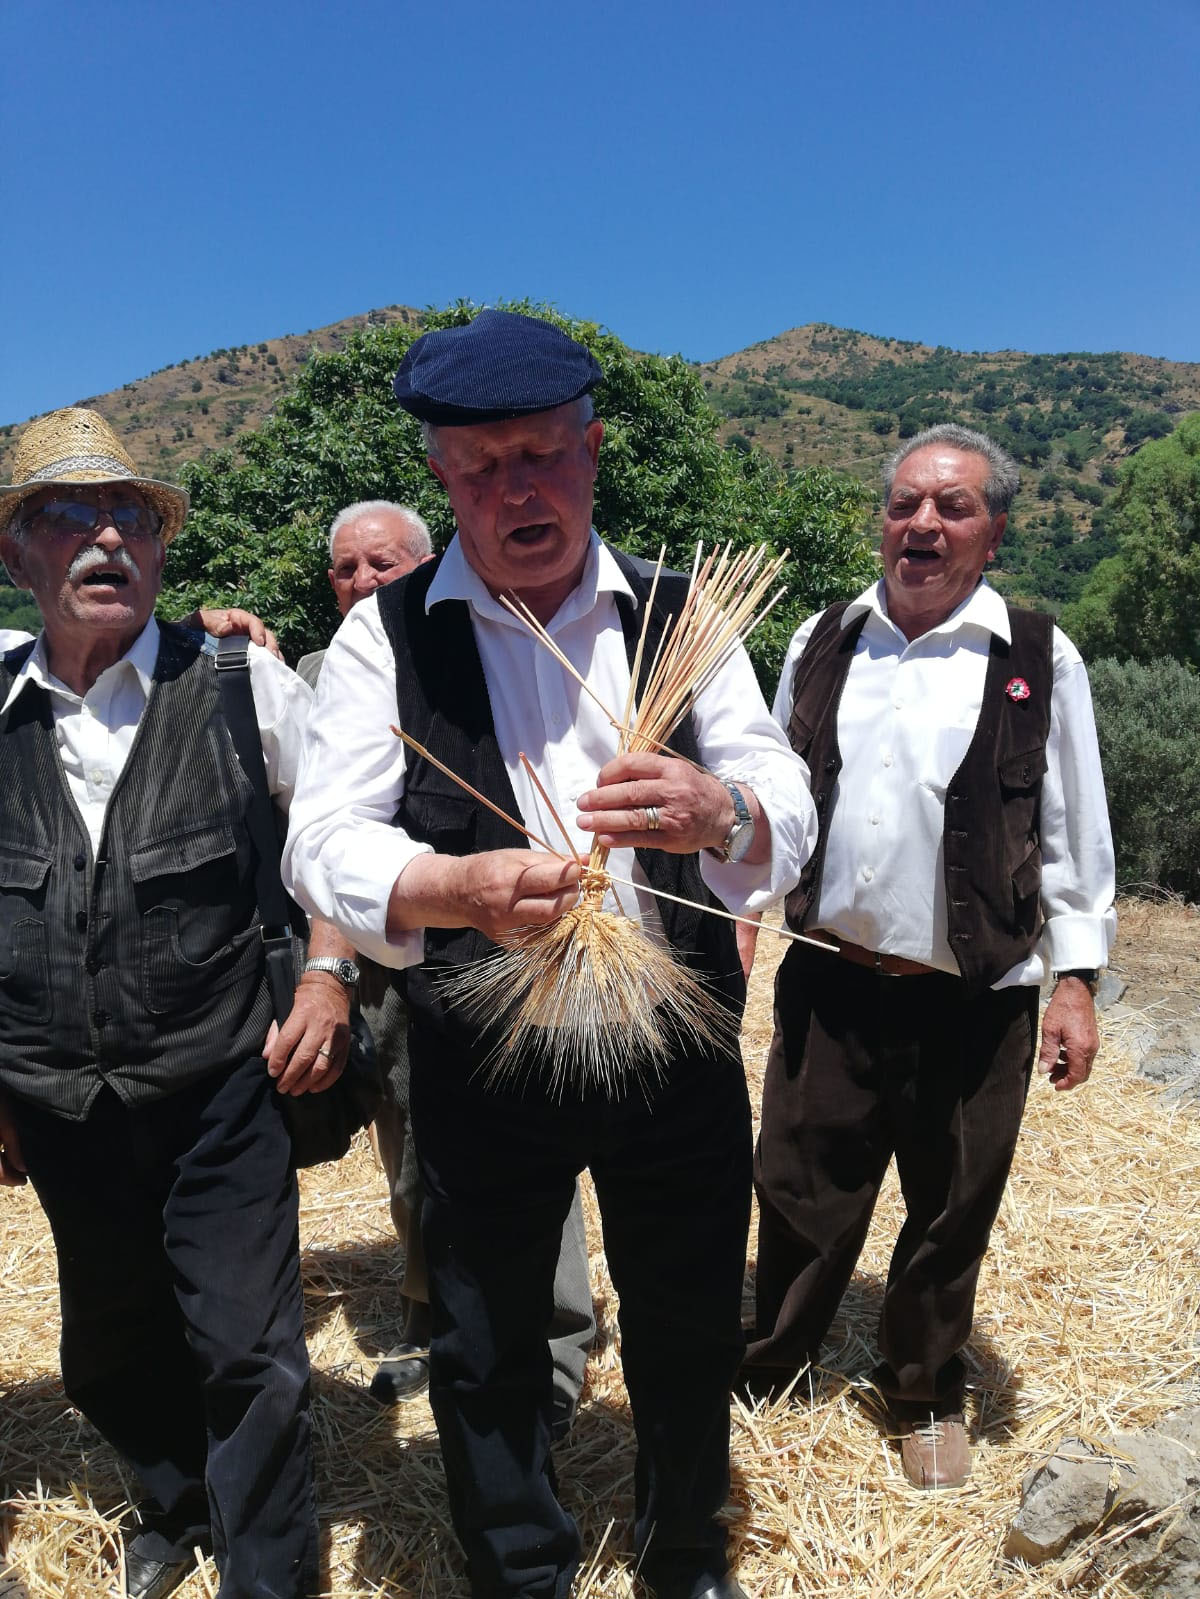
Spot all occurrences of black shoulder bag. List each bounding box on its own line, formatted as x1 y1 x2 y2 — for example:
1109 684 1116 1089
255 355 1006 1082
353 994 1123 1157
215 635 381 1166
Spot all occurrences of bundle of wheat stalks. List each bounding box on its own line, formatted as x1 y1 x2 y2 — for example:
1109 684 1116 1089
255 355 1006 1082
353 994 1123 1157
395 542 789 1096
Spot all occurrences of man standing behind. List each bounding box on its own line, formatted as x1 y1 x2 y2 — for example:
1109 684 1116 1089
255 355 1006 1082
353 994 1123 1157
744 424 1116 1489
284 310 815 1599
0 409 349 1598
297 500 596 1421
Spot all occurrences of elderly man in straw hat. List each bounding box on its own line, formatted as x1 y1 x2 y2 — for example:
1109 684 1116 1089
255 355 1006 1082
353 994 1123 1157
0 408 352 1598
284 309 817 1599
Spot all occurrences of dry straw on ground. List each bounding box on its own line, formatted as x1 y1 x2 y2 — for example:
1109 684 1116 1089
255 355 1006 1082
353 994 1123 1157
3 900 1198 1596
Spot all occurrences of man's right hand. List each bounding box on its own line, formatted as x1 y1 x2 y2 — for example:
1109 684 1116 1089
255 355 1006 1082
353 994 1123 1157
0 1094 28 1186
388 849 582 942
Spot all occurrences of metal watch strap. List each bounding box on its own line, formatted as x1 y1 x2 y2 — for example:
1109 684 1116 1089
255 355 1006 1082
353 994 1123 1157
304 956 359 989
716 781 753 863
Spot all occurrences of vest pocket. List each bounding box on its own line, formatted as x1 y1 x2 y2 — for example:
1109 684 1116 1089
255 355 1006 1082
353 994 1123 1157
0 919 52 1023
403 785 479 855
787 710 815 761
0 848 52 1023
140 907 261 1016
998 747 1049 791
131 824 259 1017
1011 844 1043 937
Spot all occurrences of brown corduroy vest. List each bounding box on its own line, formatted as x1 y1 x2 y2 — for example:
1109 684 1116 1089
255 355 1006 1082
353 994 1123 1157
782 596 1054 993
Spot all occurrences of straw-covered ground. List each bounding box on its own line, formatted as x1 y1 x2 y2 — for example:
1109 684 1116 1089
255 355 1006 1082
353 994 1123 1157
3 898 1198 1597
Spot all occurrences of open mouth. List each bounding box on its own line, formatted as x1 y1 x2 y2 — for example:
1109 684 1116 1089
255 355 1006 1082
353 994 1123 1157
507 523 553 546
901 547 940 564
80 569 130 587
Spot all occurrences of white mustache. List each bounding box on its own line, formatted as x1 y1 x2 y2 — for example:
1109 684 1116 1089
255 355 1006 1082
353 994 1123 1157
67 546 141 583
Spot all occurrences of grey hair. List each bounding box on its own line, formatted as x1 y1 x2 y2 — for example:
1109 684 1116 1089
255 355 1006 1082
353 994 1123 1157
0 517 27 583
421 393 596 461
883 424 1021 516
327 500 432 561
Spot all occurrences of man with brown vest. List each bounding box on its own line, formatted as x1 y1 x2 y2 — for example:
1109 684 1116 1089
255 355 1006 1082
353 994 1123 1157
743 424 1115 1489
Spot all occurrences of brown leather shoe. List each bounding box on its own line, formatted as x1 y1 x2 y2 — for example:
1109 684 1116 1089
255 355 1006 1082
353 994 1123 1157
899 1411 971 1488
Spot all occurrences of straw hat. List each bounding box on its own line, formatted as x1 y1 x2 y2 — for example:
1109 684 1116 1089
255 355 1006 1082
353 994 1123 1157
0 408 189 544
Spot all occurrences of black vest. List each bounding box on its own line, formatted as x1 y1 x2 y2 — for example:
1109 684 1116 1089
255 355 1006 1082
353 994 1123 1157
782 597 1054 993
0 624 273 1118
376 547 746 1055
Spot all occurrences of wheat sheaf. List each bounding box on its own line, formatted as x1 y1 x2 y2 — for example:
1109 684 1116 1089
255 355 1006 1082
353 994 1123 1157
393 542 802 1097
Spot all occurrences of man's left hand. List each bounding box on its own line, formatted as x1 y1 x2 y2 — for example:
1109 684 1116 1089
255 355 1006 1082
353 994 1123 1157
577 752 745 856
265 974 351 1095
183 606 283 659
1037 977 1100 1091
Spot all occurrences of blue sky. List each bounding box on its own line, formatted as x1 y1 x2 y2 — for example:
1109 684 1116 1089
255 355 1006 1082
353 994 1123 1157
3 0 1198 425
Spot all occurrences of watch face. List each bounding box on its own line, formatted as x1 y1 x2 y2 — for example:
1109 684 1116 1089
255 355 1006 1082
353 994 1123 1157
725 819 755 864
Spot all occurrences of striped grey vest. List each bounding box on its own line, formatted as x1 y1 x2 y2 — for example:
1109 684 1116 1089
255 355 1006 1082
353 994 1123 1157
0 624 273 1119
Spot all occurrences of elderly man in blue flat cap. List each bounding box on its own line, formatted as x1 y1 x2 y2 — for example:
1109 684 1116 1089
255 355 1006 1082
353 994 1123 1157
284 310 817 1599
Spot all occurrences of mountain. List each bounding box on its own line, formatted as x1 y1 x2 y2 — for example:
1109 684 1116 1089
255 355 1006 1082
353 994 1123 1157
697 323 1200 609
0 304 420 486
4 312 1198 615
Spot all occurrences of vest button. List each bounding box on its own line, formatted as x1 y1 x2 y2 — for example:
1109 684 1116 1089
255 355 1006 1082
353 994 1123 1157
75 911 88 932
94 1010 110 1027
85 956 102 975
824 759 836 773
74 853 86 871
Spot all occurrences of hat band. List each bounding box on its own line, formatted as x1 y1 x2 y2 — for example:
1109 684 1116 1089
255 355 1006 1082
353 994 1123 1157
26 453 135 484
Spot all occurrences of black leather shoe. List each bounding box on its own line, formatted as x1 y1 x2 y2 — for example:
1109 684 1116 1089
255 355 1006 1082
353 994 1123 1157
125 1547 192 1599
369 1342 430 1404
645 1578 748 1599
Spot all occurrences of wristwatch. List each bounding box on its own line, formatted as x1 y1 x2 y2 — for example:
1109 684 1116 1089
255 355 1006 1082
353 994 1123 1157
711 782 755 865
303 956 361 991
1055 968 1099 995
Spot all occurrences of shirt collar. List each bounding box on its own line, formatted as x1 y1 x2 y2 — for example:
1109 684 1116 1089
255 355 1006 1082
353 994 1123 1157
843 577 1012 646
425 529 634 632
1 616 161 714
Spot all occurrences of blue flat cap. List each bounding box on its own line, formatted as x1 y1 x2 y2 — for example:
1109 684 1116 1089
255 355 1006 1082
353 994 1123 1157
393 309 603 426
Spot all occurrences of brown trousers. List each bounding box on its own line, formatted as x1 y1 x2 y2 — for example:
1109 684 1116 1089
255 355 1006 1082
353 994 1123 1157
745 942 1036 1411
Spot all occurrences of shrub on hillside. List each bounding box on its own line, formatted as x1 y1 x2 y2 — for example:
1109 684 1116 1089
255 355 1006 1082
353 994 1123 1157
164 301 878 678
1089 656 1200 901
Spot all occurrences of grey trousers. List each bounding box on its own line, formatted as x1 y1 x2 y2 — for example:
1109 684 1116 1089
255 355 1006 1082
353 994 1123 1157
362 960 596 1405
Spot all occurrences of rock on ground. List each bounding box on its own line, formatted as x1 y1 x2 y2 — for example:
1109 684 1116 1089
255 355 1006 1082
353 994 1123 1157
1007 1408 1200 1594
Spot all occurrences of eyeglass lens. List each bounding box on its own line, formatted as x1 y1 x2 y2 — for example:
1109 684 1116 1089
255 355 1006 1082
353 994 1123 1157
35 499 158 536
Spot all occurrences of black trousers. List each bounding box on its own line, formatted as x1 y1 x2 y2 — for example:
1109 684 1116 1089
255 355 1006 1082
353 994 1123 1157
410 1023 753 1599
745 943 1036 1411
13 1055 318 1598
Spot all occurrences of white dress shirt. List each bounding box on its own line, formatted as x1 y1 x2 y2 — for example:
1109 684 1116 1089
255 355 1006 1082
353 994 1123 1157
772 579 1116 988
283 532 817 970
0 620 312 856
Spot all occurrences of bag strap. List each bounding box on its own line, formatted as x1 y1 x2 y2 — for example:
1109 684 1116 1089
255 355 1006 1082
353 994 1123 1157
215 634 296 1022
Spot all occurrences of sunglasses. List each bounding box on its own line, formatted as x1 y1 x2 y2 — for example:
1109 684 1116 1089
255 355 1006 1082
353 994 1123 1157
22 496 161 538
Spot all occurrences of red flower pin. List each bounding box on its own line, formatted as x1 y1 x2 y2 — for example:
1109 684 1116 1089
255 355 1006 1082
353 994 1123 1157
1006 677 1031 702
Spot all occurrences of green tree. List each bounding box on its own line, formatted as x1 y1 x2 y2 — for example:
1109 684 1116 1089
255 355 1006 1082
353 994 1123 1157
1064 413 1200 668
162 302 877 684
1089 656 1200 899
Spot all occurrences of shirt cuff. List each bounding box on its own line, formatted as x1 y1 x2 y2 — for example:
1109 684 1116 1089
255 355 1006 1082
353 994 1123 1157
1041 910 1117 975
697 777 816 916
